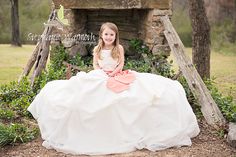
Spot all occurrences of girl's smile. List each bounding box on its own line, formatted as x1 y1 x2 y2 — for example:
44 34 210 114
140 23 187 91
102 27 116 47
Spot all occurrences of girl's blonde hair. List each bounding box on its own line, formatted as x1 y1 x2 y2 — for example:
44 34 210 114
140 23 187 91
93 22 120 60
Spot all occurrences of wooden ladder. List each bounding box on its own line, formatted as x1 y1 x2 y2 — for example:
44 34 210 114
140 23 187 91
160 15 226 127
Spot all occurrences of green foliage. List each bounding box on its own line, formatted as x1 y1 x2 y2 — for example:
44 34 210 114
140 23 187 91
129 39 150 55
205 78 236 122
52 44 93 67
0 108 15 121
32 46 68 93
177 76 202 119
0 46 70 147
33 65 66 93
0 77 39 147
33 45 93 92
127 39 175 78
215 128 226 138
0 123 39 147
177 76 197 105
124 59 151 73
0 77 35 118
177 75 236 122
50 45 69 70
39 40 175 81
67 52 93 74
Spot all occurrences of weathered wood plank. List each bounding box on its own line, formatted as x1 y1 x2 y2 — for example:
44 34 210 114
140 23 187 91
18 42 40 82
18 10 57 84
30 10 57 85
160 15 226 127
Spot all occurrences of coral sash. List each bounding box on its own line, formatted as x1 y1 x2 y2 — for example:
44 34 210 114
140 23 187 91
106 70 135 93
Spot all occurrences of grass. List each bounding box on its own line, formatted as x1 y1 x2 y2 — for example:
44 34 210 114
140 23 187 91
0 44 235 100
0 44 34 84
169 48 236 100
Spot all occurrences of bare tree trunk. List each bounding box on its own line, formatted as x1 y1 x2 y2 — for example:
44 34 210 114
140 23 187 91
188 0 210 79
233 0 236 42
10 0 21 47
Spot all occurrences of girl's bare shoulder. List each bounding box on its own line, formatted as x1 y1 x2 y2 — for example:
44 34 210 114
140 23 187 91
118 44 124 51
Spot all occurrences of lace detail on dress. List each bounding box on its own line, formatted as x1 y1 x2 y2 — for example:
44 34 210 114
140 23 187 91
98 50 119 71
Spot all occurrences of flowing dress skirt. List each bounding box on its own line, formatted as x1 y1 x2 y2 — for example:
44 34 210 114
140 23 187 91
28 69 200 155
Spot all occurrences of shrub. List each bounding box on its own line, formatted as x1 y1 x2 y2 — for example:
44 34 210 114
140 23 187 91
127 39 175 78
0 77 39 147
0 77 35 118
0 123 39 147
205 78 236 122
177 75 236 122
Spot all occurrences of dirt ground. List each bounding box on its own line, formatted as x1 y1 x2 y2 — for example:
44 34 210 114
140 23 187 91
1 120 236 157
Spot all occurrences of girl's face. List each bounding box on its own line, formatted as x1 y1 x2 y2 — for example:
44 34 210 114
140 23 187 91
101 27 116 46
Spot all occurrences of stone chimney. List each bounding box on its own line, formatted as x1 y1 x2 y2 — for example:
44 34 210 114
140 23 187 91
52 0 172 56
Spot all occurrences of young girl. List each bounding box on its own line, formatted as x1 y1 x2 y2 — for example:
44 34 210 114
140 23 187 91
28 22 200 155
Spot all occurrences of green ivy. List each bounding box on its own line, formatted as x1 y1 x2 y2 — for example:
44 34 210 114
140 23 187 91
177 75 236 122
0 77 35 118
0 123 39 147
0 77 39 147
205 78 236 122
50 45 69 70
127 39 175 78
0 78 33 104
124 59 151 73
177 76 202 119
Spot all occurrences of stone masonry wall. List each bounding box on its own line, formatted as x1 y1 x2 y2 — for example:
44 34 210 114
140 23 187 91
52 0 172 57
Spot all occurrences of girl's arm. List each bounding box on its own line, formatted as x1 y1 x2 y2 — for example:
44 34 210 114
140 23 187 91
108 45 125 77
93 52 101 70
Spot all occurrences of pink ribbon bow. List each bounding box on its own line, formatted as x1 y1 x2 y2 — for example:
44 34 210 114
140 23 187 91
106 70 135 93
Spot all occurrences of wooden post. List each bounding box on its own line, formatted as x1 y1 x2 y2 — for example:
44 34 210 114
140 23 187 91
18 10 57 85
18 42 40 82
160 15 226 127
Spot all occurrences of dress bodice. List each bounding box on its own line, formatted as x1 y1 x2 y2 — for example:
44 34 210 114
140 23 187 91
98 50 119 71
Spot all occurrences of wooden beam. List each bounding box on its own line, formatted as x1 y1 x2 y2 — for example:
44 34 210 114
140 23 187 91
18 42 40 82
30 11 57 85
18 11 57 83
160 15 226 127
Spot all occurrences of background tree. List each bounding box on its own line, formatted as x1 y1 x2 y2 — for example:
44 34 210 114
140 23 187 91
188 0 211 78
233 0 236 42
10 0 21 46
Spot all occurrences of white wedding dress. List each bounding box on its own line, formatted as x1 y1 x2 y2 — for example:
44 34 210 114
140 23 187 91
28 49 200 155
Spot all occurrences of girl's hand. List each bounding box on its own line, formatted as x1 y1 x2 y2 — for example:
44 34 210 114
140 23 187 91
103 71 112 77
108 73 115 77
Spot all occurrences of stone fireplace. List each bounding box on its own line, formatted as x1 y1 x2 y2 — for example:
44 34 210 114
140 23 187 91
52 0 172 56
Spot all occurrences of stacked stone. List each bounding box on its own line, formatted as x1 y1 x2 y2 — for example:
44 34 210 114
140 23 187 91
51 0 172 57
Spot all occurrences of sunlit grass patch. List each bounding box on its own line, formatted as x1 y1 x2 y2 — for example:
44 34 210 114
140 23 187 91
0 44 34 84
168 48 236 100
